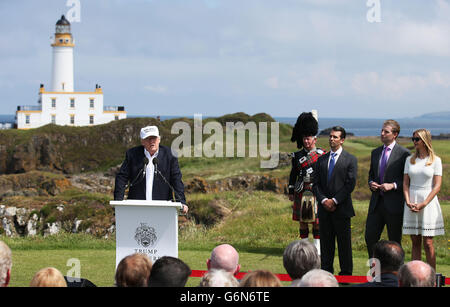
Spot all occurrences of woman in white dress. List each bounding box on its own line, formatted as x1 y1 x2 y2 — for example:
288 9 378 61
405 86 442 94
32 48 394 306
402 129 444 270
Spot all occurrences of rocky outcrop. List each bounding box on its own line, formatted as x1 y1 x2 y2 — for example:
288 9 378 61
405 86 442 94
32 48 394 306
185 175 288 195
0 201 115 238
0 171 72 198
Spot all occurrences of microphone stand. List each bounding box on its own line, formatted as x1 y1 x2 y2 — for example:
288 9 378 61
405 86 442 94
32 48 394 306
154 168 187 214
125 158 149 196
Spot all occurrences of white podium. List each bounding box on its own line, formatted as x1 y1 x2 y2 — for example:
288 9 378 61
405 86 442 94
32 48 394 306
110 200 183 268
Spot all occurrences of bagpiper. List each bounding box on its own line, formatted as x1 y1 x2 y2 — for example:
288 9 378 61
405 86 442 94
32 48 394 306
288 112 326 255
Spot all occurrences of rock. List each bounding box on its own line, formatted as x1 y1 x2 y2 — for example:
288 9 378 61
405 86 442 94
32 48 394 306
44 222 61 237
1 217 15 237
15 208 29 227
185 177 209 193
27 213 39 236
5 207 16 217
72 219 83 233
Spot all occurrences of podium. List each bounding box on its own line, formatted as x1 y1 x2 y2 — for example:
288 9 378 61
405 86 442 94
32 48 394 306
109 200 182 268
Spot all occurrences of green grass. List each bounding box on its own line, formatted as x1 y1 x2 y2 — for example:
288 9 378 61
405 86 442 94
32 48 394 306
3 193 449 287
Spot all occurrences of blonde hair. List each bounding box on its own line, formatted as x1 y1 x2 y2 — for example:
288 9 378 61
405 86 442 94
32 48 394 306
410 129 435 166
240 270 282 287
30 267 67 287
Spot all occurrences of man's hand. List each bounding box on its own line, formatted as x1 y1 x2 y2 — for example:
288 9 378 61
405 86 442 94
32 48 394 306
181 204 189 214
369 181 380 192
323 199 336 212
379 183 395 192
288 194 294 202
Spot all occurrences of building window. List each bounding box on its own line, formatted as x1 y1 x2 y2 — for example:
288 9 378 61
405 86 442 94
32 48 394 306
70 98 75 108
52 99 56 108
90 99 94 108
89 115 94 125
115 115 119 121
70 115 75 125
51 115 56 124
26 115 30 124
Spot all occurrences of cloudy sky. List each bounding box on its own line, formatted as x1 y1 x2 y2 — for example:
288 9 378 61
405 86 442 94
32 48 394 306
1 0 450 118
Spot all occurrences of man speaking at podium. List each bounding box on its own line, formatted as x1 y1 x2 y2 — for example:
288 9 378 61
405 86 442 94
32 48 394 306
114 125 188 214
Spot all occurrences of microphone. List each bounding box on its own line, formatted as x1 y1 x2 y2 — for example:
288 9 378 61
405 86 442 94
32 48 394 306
152 157 158 175
143 157 149 177
128 157 149 189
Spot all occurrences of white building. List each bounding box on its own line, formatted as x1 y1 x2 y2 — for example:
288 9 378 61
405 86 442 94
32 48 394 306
16 15 126 129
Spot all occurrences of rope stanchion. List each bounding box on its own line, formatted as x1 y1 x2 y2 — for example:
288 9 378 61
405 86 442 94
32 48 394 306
190 270 450 285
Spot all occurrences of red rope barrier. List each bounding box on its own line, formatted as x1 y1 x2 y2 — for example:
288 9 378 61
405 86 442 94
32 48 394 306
190 270 450 285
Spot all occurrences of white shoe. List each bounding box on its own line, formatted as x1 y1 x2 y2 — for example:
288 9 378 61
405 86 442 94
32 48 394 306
314 238 321 256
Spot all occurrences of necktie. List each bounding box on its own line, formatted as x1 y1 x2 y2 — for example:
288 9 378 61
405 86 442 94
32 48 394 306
327 152 336 182
379 146 390 184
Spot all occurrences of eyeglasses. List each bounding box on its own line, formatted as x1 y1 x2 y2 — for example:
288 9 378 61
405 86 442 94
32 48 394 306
411 137 421 142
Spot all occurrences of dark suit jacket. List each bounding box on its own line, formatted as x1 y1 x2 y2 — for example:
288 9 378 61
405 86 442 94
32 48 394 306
352 273 399 287
313 149 358 219
368 143 409 214
114 145 186 203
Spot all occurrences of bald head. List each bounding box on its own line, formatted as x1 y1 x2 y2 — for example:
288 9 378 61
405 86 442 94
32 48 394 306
207 244 240 275
399 261 436 287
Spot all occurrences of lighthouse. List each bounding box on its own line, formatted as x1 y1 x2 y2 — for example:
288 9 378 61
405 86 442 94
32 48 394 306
15 15 126 129
51 15 74 92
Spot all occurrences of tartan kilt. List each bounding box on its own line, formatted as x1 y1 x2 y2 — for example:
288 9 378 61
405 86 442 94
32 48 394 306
292 192 302 221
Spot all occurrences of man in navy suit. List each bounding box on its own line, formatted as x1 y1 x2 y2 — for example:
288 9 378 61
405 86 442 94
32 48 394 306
114 125 188 213
365 120 409 258
313 126 357 276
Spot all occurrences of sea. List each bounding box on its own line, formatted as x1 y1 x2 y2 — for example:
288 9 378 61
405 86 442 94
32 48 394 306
1 114 449 137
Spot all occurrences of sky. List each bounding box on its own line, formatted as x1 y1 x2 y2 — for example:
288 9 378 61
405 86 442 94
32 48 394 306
1 0 450 118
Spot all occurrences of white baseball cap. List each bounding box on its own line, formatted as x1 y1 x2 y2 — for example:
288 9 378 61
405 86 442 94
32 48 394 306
140 126 160 139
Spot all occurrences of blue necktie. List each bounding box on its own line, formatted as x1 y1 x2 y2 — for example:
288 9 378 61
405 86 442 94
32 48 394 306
327 152 336 182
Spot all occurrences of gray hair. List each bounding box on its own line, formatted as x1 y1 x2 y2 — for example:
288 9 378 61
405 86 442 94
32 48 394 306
199 269 239 287
283 240 320 280
299 269 339 287
0 241 12 286
398 261 436 287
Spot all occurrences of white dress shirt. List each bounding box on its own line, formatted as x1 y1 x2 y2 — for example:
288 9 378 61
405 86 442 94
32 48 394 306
144 149 158 200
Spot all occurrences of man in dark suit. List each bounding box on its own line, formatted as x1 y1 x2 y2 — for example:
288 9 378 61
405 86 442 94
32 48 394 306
114 125 188 213
313 126 357 276
365 120 409 258
353 240 404 287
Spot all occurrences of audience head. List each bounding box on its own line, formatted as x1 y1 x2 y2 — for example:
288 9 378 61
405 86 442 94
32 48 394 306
283 240 320 280
399 260 436 287
240 270 282 287
115 253 153 287
207 244 241 275
0 241 12 287
372 240 404 273
199 269 239 287
30 267 67 287
147 256 191 287
299 269 339 287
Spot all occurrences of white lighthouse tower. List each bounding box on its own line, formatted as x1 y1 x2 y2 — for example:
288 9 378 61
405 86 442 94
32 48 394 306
16 15 126 129
51 15 74 92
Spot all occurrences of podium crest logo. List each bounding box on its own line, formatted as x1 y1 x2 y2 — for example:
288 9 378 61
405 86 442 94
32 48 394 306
134 223 157 248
